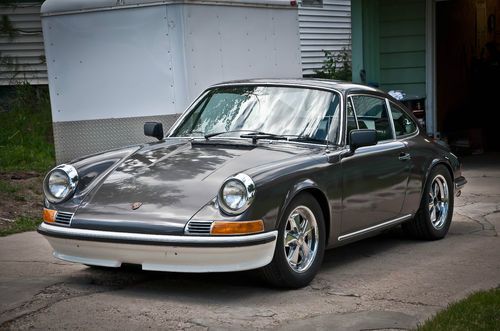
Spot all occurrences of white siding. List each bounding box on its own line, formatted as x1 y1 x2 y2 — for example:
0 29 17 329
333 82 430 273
0 2 47 86
298 0 351 75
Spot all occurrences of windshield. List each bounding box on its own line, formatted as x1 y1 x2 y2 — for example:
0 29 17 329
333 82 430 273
171 86 341 144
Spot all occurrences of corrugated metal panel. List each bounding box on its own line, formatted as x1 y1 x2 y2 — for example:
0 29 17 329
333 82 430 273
298 0 351 75
0 2 47 86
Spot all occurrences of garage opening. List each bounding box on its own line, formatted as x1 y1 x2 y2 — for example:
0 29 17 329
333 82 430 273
436 0 500 153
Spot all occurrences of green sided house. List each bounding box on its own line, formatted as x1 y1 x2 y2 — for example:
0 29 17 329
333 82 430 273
351 0 500 151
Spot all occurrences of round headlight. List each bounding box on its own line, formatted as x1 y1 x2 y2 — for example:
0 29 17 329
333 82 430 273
43 164 79 204
218 173 255 215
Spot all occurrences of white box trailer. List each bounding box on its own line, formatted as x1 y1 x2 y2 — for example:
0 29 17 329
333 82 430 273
41 0 302 162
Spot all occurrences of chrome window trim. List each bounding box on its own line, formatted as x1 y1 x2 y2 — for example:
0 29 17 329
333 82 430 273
166 89 211 137
338 214 413 241
347 96 360 130
167 83 345 147
346 93 396 147
39 222 277 245
385 98 397 140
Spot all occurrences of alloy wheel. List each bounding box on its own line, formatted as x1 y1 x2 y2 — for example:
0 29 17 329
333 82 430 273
283 205 319 273
428 174 450 230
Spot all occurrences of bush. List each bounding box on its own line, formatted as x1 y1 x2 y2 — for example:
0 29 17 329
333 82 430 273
314 48 352 81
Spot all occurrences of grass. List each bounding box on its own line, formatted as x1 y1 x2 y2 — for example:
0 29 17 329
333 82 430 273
416 287 500 331
0 83 55 173
0 83 53 236
0 216 42 237
0 178 18 194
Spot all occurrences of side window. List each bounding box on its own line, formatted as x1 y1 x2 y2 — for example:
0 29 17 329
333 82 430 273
390 102 418 138
351 95 394 141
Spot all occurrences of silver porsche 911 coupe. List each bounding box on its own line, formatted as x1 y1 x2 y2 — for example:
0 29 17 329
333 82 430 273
39 79 466 288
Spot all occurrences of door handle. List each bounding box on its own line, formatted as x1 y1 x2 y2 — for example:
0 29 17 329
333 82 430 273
398 152 411 161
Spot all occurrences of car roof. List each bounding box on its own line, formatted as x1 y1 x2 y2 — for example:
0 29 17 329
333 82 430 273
209 78 386 95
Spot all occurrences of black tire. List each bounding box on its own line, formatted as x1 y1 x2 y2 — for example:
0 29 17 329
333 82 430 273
403 164 454 240
260 192 326 289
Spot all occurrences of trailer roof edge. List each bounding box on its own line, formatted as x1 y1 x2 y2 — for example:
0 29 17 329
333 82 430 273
41 0 297 16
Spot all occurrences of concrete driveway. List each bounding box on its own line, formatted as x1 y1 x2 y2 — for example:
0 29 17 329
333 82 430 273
1 154 499 330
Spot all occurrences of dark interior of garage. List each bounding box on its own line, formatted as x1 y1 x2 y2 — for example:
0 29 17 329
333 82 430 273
437 0 500 153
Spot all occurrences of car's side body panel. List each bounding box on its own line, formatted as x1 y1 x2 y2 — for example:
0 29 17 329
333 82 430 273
339 140 410 235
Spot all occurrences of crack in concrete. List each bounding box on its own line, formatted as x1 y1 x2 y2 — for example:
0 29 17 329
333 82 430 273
454 211 498 237
0 273 159 329
0 282 117 329
183 319 210 331
369 296 441 308
328 291 362 298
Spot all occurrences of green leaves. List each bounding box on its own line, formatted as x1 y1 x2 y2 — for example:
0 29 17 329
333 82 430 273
314 48 352 82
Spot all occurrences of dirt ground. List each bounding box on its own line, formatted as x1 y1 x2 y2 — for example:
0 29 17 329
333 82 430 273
0 172 43 230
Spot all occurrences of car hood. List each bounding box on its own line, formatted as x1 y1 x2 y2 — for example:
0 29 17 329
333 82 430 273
71 139 313 234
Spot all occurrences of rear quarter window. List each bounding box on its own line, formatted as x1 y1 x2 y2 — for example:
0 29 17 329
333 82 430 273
390 102 418 138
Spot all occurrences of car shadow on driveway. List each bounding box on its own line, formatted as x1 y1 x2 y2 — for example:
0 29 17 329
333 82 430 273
71 227 422 301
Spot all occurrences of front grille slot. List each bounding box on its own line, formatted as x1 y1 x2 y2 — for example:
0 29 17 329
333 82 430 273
55 211 74 226
185 220 213 235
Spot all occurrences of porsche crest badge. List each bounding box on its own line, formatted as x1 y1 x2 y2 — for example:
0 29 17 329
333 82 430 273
131 202 143 210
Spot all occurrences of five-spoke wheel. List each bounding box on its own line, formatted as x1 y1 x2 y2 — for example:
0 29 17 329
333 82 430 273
284 206 319 273
260 193 325 288
403 165 454 240
428 174 450 230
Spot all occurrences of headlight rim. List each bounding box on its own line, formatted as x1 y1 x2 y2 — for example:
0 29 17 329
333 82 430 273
43 164 79 204
218 173 255 215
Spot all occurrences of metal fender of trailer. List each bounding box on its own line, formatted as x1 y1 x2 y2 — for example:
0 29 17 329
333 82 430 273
41 0 302 163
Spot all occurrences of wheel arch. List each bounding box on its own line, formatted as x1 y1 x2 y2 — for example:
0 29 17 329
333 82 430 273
420 159 454 201
278 179 331 246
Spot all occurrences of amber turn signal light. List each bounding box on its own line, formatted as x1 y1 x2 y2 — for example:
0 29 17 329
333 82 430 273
43 208 57 223
210 220 264 235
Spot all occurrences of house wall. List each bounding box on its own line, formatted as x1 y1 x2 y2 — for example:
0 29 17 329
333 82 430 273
379 0 426 97
298 0 351 75
351 0 426 97
0 2 46 86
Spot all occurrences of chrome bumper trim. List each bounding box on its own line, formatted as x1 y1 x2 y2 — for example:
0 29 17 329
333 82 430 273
38 222 277 248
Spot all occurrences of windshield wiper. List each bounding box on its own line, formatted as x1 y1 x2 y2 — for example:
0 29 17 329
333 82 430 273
203 130 332 145
240 132 288 144
204 129 260 140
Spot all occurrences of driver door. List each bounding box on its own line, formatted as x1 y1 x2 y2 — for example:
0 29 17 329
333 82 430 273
340 95 410 237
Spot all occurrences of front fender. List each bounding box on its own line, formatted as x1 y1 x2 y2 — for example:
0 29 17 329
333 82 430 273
277 179 330 225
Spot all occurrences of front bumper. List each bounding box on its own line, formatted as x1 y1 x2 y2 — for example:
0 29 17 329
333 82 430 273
38 222 277 272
